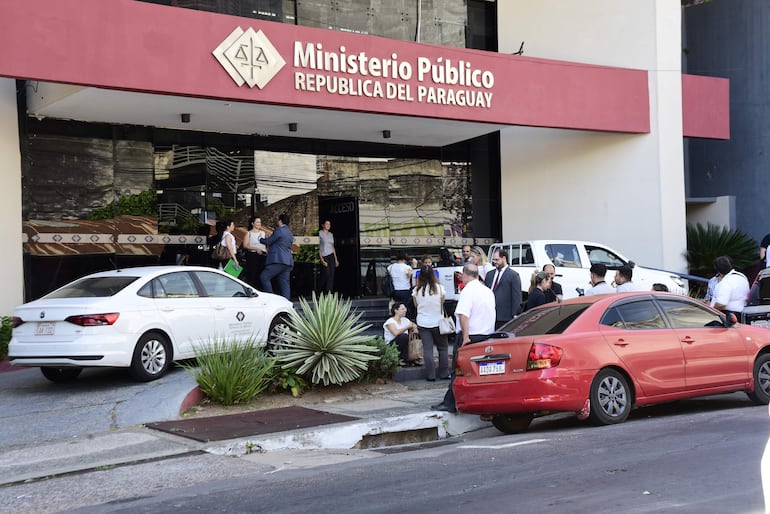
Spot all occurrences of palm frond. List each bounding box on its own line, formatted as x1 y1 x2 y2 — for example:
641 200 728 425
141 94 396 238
685 222 758 278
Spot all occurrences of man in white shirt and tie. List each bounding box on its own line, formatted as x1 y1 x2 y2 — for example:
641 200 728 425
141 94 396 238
484 248 522 329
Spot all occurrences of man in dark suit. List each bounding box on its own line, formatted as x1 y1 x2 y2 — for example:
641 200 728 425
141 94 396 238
485 248 522 329
259 213 294 299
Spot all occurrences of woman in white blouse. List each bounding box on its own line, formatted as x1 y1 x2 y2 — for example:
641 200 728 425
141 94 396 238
383 303 415 366
412 265 449 381
220 219 239 270
242 216 266 288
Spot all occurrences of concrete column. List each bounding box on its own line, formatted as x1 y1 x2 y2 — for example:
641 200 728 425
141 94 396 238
497 1 687 272
0 78 24 314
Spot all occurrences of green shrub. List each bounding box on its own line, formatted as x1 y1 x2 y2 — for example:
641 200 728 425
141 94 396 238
272 292 379 386
183 338 275 405
0 316 11 360
358 337 399 381
268 367 309 397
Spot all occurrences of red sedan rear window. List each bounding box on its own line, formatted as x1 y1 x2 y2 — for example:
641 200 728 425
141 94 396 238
500 304 590 336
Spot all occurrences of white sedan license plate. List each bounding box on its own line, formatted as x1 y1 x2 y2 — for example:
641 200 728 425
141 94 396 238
35 322 55 336
752 320 770 329
479 361 505 375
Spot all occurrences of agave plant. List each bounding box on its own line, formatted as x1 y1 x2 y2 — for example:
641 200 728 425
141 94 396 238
272 292 379 386
685 222 758 278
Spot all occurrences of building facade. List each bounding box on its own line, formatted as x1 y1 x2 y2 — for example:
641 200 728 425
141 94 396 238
0 0 728 314
684 0 769 243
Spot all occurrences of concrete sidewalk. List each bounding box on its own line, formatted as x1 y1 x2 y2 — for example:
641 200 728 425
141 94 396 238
1 379 490 486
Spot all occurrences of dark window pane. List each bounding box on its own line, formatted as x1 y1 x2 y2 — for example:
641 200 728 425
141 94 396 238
600 307 625 328
44 277 138 298
500 303 590 336
545 244 581 268
658 299 722 328
193 271 248 297
613 301 665 330
586 245 625 268
156 272 199 298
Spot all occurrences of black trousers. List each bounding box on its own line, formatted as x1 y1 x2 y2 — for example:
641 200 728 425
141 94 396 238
245 252 265 289
392 332 409 362
318 253 336 294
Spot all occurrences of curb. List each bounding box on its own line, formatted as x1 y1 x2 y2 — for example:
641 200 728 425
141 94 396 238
178 386 205 416
203 411 490 456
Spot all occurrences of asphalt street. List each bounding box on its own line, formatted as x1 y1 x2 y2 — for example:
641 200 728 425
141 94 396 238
0 365 196 447
2 390 769 513
42 394 770 514
61 396 770 514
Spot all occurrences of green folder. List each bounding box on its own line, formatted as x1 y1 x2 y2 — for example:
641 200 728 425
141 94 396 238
224 259 243 278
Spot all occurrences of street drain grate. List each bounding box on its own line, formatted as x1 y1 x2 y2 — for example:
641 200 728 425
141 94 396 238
356 427 439 449
146 406 358 442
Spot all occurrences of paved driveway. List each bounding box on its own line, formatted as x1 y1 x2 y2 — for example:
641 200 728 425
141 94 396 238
0 364 196 448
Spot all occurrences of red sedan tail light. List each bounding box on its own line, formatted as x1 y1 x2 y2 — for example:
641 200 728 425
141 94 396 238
65 313 120 326
526 342 563 370
11 316 24 328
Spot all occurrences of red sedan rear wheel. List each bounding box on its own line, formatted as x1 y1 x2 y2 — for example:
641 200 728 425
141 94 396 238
588 368 631 425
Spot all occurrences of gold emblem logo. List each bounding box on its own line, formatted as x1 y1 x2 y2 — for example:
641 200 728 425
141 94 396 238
213 27 285 88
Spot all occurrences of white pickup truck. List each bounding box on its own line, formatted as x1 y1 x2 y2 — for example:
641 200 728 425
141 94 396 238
437 240 688 304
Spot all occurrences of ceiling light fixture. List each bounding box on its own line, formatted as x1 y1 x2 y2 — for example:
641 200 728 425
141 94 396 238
382 130 391 139
180 113 191 123
289 122 298 132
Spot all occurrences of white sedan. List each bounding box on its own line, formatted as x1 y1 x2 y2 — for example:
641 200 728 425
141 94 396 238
8 266 293 382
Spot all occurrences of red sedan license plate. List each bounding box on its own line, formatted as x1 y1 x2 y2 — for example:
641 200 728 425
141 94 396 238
479 361 505 375
35 322 55 336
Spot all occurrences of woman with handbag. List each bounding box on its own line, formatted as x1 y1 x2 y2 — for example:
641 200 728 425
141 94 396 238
412 265 450 381
219 219 240 270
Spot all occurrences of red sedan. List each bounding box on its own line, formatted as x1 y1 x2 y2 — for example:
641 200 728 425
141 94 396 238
453 292 770 434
